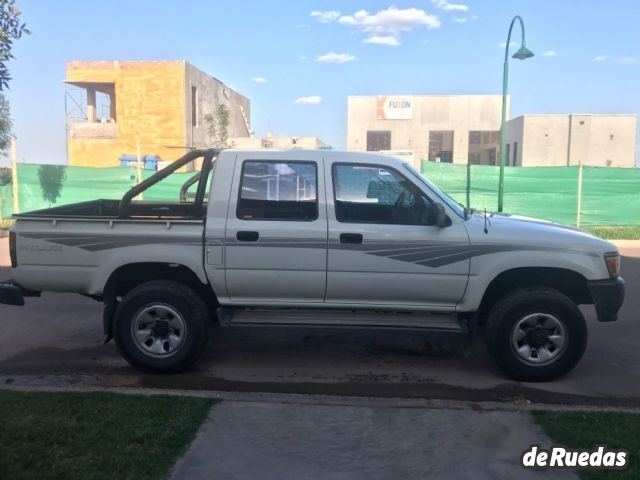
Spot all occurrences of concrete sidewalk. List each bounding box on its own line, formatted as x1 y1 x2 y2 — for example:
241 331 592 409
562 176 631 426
171 401 577 480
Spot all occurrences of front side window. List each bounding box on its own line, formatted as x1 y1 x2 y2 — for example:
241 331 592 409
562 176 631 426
237 161 317 221
333 164 433 225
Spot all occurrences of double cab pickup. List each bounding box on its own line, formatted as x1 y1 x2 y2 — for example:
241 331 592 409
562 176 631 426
1 149 625 381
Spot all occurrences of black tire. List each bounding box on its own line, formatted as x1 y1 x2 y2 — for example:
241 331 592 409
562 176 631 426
114 280 211 373
484 287 587 382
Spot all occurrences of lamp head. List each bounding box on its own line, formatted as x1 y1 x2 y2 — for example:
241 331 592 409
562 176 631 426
512 46 534 60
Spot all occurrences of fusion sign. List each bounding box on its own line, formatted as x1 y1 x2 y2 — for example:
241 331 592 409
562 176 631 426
376 96 413 120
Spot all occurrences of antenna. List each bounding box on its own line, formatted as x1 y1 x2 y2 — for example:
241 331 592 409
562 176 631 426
484 208 488 234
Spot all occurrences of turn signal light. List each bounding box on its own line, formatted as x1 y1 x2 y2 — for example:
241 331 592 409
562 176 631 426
604 252 620 278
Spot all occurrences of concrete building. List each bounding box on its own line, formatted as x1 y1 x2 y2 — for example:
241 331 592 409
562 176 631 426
505 114 637 167
347 95 637 168
231 133 327 150
347 95 505 168
65 60 250 167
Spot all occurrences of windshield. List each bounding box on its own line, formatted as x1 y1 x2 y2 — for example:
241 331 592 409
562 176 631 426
402 162 465 219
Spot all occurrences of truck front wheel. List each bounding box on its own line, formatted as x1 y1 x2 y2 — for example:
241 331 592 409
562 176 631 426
484 287 587 382
113 280 211 373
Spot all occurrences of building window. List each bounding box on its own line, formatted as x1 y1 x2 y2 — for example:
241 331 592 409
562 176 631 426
191 86 198 127
505 144 511 165
512 142 518 166
468 131 499 165
96 90 115 122
429 131 454 163
237 161 318 221
366 131 391 151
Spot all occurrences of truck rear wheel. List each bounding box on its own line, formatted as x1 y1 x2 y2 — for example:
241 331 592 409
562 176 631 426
113 280 211 373
484 287 587 382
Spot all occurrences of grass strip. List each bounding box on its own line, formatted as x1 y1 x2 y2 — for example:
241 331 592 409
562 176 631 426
533 411 640 480
0 390 214 480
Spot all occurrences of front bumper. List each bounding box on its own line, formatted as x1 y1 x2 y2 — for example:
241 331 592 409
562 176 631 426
587 276 625 322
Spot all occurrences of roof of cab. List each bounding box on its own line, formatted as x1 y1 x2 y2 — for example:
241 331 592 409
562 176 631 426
219 148 407 167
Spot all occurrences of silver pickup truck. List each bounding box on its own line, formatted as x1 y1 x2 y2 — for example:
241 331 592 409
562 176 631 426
1 149 625 381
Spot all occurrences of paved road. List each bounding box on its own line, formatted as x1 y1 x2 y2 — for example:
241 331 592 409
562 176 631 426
171 401 577 480
1 238 639 405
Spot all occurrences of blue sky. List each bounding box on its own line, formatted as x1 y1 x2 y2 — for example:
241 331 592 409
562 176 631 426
3 0 640 166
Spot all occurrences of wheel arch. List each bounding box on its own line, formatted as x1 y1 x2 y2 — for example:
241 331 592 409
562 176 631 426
102 262 218 337
476 267 592 325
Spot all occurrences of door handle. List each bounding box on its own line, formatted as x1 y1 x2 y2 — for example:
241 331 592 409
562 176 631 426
236 231 259 242
340 233 363 244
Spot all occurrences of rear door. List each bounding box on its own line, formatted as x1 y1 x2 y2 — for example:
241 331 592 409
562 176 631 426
324 157 470 309
224 151 328 304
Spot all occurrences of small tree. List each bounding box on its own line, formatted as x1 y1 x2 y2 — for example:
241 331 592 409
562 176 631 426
38 165 66 207
0 0 30 90
204 104 234 148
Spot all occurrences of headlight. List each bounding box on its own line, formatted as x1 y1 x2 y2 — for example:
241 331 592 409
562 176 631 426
604 252 620 278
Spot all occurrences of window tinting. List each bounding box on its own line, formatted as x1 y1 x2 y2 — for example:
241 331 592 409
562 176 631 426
333 164 433 225
237 161 317 220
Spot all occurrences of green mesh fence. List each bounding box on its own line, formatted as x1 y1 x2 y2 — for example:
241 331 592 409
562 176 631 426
420 161 640 226
141 169 196 201
0 162 638 226
1 165 196 218
14 164 136 213
0 183 13 223
580 167 640 226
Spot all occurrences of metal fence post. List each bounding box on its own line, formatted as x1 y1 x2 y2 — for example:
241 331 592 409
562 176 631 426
10 136 19 215
576 160 583 227
135 138 144 201
466 163 471 209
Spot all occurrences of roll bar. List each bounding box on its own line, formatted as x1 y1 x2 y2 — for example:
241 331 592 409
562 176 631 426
118 148 221 219
179 171 202 202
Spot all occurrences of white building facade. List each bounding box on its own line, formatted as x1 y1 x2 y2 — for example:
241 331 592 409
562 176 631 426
347 95 637 168
505 114 637 167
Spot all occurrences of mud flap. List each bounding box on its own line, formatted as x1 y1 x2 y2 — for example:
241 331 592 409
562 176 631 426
102 301 117 344
461 315 475 360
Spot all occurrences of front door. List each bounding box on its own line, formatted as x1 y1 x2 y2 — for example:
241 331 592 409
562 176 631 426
224 152 327 304
325 159 470 308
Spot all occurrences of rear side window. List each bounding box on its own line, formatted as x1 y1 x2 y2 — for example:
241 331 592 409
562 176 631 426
237 161 318 221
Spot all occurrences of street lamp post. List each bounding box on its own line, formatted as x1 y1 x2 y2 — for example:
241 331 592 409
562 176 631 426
498 15 534 212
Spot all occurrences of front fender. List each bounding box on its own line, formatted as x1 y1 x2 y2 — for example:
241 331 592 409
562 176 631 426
457 246 608 312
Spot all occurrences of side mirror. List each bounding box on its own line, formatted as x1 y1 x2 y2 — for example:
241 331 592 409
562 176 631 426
430 202 451 227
